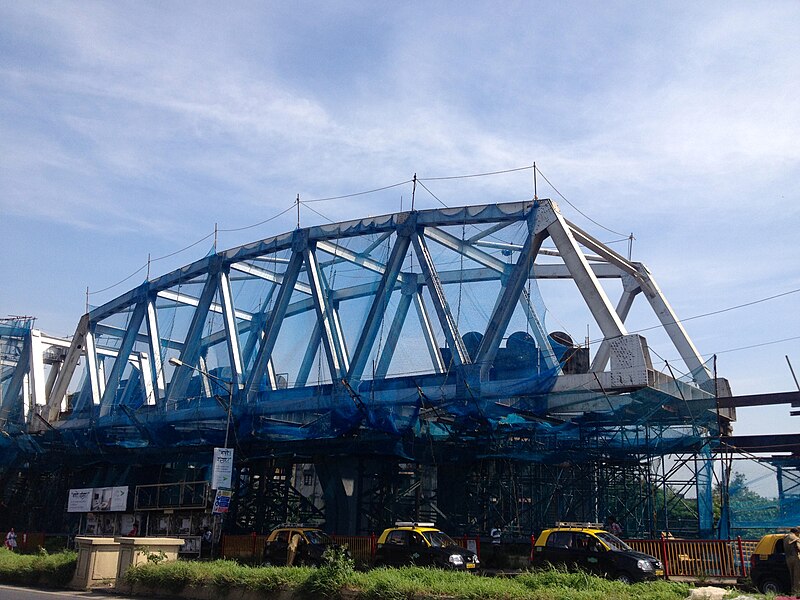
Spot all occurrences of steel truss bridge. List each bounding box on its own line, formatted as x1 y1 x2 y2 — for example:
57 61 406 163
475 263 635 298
1 198 797 537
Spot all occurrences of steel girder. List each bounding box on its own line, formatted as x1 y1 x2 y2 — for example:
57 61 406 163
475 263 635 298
2 199 723 451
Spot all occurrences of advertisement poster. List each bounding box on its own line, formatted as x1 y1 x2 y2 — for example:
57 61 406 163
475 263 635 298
212 489 232 514
211 447 234 490
67 488 93 513
68 486 128 513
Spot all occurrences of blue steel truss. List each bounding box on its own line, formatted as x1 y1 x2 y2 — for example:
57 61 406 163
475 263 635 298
0 199 735 535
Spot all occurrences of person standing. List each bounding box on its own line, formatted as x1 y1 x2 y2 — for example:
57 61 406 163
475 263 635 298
490 525 502 544
785 526 800 595
5 528 17 551
286 531 302 566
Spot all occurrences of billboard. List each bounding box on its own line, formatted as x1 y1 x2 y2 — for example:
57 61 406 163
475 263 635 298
211 447 234 490
67 488 93 513
68 486 129 513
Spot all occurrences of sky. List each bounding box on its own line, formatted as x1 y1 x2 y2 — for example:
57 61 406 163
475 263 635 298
1 1 799 460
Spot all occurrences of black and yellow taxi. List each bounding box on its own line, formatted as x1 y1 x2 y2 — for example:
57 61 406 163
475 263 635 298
262 525 338 566
749 533 790 594
530 522 663 583
374 522 479 570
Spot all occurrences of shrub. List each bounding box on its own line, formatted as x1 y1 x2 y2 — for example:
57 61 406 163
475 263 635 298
0 547 77 588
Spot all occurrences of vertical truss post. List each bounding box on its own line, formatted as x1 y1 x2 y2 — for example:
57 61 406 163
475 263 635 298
537 200 628 342
28 329 46 410
414 287 447 374
138 352 156 405
44 314 90 421
635 265 712 384
167 274 219 402
304 243 349 381
591 274 641 372
375 282 415 379
218 269 244 388
1 336 30 424
246 245 305 399
411 231 470 367
295 321 321 387
145 298 166 402
84 327 103 406
100 301 146 417
476 210 547 380
347 234 410 383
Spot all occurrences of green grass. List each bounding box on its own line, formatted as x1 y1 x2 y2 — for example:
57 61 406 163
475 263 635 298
124 560 696 600
0 547 78 588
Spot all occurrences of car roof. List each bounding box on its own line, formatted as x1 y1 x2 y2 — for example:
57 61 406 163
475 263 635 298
382 526 441 533
755 533 786 553
542 527 606 534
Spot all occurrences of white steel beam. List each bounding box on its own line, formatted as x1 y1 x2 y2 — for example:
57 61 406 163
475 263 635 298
375 288 415 379
146 299 166 401
304 245 349 379
217 269 244 387
412 232 470 367
635 264 712 384
246 248 305 399
28 329 47 407
414 288 446 374
45 315 90 421
347 234 410 382
537 200 628 342
99 301 146 417
84 328 103 406
591 274 641 372
317 240 387 275
230 261 312 295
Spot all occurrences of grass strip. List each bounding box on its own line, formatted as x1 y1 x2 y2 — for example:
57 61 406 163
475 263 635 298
0 547 78 588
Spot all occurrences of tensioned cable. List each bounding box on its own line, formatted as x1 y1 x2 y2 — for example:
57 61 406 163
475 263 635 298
415 180 449 208
89 203 296 296
589 285 800 345
535 167 627 238
650 334 800 366
300 201 335 223
301 180 413 203
419 164 533 181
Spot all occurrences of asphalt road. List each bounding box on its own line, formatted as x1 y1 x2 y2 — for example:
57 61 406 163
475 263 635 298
0 585 141 600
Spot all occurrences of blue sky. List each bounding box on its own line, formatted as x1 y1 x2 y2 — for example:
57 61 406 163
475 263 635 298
1 1 799 447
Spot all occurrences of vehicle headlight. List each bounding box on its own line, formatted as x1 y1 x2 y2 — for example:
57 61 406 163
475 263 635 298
449 554 464 566
637 559 654 571
472 555 480 564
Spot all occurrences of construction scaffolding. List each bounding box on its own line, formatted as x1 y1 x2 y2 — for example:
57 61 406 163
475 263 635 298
0 198 794 539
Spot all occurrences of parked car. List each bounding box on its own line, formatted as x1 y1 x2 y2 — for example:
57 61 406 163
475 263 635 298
374 522 479 570
530 522 663 583
749 533 790 594
262 526 339 566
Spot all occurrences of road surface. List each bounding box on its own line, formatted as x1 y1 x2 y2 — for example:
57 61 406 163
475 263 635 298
0 585 141 600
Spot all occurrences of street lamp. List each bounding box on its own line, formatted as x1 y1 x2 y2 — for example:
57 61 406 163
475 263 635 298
168 357 233 448
168 357 235 558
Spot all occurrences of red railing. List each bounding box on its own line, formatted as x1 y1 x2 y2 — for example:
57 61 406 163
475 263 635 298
217 532 758 579
623 537 756 579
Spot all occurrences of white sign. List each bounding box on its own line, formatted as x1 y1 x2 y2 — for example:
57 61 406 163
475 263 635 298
68 486 128 513
212 447 234 490
67 488 93 513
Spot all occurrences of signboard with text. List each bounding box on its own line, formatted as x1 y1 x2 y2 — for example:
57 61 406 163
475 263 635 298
211 447 234 490
212 489 232 514
67 486 129 513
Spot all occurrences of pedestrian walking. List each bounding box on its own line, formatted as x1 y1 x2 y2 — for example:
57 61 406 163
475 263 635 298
785 526 800 595
5 528 18 551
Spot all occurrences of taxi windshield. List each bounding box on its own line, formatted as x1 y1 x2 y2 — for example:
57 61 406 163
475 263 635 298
422 530 458 548
596 532 631 551
304 530 332 545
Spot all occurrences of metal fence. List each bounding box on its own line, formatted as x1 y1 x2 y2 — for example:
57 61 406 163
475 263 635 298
14 530 758 581
626 537 756 579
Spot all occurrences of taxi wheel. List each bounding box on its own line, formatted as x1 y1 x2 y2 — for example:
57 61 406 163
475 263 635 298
614 572 633 584
759 578 783 594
